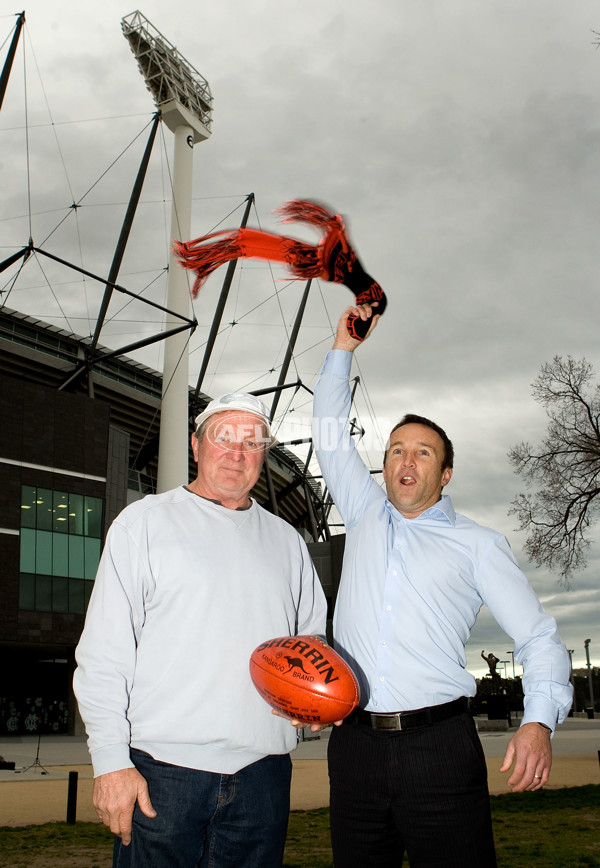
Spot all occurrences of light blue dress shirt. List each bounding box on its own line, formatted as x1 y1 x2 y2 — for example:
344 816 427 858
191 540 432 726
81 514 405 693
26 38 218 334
313 350 573 732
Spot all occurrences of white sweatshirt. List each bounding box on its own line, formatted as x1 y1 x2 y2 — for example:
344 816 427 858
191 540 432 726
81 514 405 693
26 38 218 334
73 486 327 777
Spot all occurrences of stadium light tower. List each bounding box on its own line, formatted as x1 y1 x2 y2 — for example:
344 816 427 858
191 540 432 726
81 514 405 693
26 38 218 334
122 11 213 492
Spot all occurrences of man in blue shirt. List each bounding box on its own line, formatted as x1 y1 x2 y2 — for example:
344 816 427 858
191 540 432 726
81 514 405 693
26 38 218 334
312 305 573 868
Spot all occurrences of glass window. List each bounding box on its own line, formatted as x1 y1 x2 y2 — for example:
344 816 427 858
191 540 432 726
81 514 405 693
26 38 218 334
20 528 36 573
52 576 69 613
52 533 69 577
53 491 69 533
19 574 35 610
69 579 85 615
84 537 101 579
20 485 104 614
68 493 84 536
36 575 52 612
20 486 37 529
84 580 94 610
36 488 53 531
85 496 103 538
36 531 53 575
69 536 85 579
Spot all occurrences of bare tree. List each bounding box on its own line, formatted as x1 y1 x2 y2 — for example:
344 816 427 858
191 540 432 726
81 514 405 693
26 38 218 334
508 356 600 586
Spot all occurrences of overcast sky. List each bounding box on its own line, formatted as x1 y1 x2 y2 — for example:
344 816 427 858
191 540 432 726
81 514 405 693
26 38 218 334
2 0 599 680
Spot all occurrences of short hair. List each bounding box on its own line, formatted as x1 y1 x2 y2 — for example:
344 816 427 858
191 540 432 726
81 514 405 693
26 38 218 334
194 418 210 441
384 413 454 469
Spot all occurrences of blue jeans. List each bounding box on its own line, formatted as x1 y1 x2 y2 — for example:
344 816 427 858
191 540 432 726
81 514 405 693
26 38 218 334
113 749 292 868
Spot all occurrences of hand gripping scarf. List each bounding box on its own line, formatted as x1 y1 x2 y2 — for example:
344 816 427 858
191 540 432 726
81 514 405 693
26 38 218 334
172 199 387 341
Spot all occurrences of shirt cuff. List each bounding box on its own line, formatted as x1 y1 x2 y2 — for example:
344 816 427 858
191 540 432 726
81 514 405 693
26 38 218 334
521 698 558 735
90 744 135 778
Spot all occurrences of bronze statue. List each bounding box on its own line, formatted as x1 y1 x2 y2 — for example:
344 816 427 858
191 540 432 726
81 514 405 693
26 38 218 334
481 650 501 681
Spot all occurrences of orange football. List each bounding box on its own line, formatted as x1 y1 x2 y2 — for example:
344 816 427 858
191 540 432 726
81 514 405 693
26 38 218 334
249 635 359 725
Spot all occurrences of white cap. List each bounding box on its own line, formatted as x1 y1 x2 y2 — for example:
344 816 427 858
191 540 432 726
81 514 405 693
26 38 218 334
194 392 273 438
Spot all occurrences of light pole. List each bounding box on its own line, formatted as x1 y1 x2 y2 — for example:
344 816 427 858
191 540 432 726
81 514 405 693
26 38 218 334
506 651 516 679
568 650 575 715
584 639 595 714
122 11 213 492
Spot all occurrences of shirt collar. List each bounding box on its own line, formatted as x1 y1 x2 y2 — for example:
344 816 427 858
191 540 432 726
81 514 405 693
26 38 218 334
385 493 456 526
184 485 253 511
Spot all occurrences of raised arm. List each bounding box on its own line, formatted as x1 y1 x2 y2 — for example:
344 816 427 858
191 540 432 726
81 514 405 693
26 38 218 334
312 305 383 526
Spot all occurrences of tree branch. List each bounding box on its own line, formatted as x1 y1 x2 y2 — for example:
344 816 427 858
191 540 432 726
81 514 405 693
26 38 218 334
509 355 600 585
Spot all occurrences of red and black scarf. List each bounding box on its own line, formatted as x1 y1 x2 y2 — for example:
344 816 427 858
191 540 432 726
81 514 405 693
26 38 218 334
172 199 386 341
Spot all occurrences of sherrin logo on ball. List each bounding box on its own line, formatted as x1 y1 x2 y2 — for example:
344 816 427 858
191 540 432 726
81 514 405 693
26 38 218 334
249 635 359 724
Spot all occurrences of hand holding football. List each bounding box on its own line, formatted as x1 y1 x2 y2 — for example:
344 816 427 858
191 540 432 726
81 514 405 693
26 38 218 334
249 635 359 725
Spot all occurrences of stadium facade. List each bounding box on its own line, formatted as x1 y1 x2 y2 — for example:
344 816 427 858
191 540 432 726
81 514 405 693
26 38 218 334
0 306 343 736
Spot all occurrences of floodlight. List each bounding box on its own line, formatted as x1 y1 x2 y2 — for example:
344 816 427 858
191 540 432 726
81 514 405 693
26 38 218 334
122 10 213 491
122 10 212 142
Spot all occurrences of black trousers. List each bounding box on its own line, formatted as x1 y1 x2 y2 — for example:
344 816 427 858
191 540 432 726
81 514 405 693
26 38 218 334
328 710 497 868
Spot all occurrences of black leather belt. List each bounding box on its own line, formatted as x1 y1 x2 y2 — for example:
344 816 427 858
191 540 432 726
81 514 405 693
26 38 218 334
349 697 468 731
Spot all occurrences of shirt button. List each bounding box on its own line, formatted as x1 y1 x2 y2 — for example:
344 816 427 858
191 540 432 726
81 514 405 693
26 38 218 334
392 570 397 576
379 676 385 682
386 605 392 611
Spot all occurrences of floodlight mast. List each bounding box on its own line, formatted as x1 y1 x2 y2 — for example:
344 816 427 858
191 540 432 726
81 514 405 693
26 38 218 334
122 11 213 493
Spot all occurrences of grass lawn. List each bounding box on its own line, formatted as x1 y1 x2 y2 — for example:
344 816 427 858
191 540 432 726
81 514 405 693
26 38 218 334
0 785 597 867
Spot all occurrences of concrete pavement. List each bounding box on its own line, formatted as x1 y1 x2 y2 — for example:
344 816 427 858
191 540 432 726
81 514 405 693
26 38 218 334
0 717 598 825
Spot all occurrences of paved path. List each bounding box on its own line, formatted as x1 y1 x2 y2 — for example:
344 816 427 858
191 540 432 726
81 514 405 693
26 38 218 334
0 718 597 825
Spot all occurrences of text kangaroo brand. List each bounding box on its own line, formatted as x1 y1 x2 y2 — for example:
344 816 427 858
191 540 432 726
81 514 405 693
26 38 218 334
256 637 340 683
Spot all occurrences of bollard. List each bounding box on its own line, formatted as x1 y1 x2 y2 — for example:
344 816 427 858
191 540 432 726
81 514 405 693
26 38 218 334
66 770 78 824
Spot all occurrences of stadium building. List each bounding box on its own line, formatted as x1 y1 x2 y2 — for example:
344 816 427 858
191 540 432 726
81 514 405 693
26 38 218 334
0 306 344 736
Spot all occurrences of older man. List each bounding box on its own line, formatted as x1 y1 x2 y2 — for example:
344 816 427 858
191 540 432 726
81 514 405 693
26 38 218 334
312 306 573 868
74 392 327 868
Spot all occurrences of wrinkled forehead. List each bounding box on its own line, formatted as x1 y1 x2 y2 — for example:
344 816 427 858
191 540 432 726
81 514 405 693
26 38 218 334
386 423 444 454
204 410 269 440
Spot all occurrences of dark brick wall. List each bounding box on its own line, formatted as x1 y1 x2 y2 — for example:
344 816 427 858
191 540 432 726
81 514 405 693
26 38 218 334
0 373 110 475
106 426 130 530
0 373 111 647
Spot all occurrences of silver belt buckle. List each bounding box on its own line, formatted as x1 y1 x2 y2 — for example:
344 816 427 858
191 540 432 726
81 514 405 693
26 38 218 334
371 712 403 731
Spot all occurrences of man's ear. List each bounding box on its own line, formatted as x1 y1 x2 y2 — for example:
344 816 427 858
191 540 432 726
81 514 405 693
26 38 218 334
442 467 453 488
